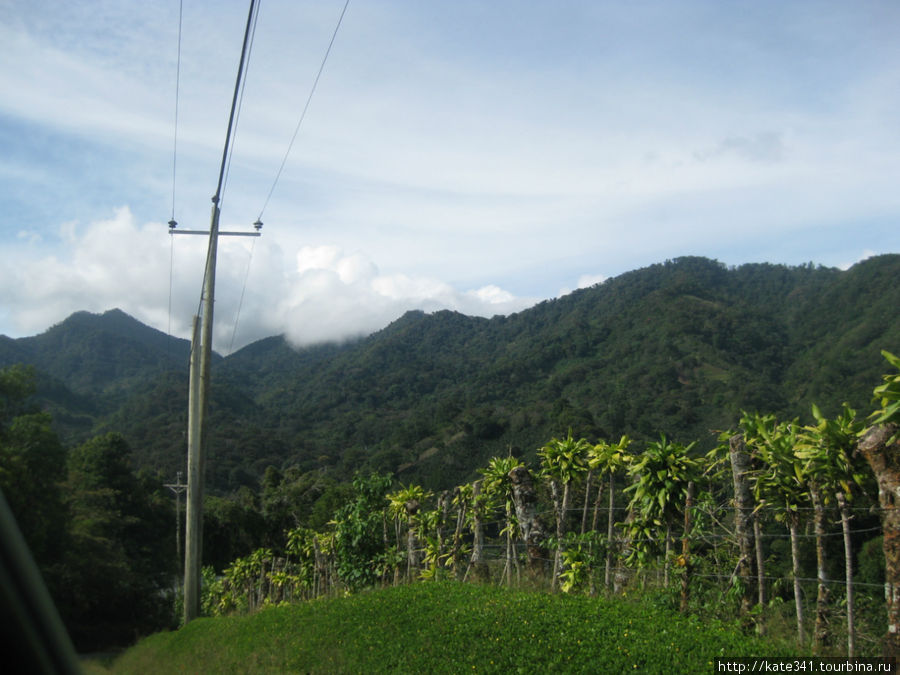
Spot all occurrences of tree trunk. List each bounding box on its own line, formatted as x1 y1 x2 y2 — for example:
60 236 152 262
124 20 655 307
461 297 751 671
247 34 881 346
614 509 634 594
605 473 615 590
509 466 548 582
451 488 467 581
313 537 324 598
581 470 593 534
405 499 421 583
753 514 766 636
836 491 856 657
729 433 756 618
591 475 605 533
503 501 518 587
789 517 805 646
754 514 766 607
680 481 694 612
664 521 672 587
857 423 900 659
466 480 489 583
810 484 830 651
549 479 563 591
437 491 450 574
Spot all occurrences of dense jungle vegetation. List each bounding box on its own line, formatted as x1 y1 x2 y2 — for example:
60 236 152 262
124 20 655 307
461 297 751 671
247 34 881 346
2 254 900 655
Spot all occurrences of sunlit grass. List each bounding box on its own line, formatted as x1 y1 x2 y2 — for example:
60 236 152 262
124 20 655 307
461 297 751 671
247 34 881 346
106 582 799 674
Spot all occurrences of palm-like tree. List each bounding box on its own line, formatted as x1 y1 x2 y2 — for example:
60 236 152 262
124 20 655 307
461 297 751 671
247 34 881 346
858 350 900 659
797 402 866 655
743 412 807 645
586 436 631 589
539 431 590 590
386 484 432 582
480 455 524 586
623 434 700 586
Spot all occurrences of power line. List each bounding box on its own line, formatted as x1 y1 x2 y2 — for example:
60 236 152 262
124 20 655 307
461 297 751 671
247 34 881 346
256 0 351 221
194 0 262 320
221 0 262 212
167 0 184 364
170 0 183 224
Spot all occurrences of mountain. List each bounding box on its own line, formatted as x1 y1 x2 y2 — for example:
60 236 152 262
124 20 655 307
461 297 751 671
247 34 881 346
2 255 898 492
0 308 192 396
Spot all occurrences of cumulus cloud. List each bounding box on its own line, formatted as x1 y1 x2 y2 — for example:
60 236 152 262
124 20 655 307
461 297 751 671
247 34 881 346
266 244 535 347
0 209 536 353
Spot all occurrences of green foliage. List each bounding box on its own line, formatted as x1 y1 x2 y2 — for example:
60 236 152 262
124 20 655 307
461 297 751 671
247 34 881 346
539 431 590 485
622 435 700 563
0 411 68 564
857 536 885 587
0 363 37 426
796 402 867 499
58 432 174 650
203 493 268 572
331 472 392 591
554 531 606 594
479 455 523 496
870 350 900 442
588 435 631 476
741 412 808 522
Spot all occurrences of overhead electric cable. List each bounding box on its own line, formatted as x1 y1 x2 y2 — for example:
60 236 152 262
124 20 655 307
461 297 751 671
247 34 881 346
167 0 184 364
196 0 261 314
170 0 183 223
256 0 350 221
213 0 260 206
221 0 262 211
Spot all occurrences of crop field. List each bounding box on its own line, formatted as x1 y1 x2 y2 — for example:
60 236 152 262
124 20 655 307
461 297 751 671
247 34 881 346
104 582 798 674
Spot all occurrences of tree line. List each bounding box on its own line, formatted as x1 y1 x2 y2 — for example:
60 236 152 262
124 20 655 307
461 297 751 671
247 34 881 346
0 364 175 651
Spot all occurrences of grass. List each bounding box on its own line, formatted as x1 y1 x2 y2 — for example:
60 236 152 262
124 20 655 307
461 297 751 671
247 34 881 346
104 582 799 674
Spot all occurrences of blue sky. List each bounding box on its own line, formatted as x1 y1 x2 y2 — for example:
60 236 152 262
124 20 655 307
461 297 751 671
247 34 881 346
1 1 899 351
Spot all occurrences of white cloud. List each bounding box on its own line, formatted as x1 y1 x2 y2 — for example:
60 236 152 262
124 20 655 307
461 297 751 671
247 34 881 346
269 245 534 347
576 274 607 290
1 0 899 343
0 210 536 352
838 250 877 271
556 273 608 299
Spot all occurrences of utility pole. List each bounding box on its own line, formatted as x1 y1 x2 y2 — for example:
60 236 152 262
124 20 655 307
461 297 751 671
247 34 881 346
183 199 219 623
172 210 260 624
171 0 260 625
164 470 188 582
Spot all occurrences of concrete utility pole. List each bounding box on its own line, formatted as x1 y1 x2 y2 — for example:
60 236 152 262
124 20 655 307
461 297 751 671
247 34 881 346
172 0 260 625
175 208 260 623
182 199 219 623
163 470 188 580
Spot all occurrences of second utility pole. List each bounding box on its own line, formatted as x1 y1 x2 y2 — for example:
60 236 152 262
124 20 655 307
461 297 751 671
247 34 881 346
179 199 260 623
182 197 220 624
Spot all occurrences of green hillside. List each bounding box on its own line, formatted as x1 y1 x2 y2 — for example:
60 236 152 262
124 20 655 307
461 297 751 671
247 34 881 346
104 582 798 674
2 255 899 493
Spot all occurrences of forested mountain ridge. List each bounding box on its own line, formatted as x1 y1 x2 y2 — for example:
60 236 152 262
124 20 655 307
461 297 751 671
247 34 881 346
2 255 898 493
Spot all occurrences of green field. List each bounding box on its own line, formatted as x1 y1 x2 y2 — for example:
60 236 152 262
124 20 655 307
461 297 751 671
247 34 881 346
103 582 798 674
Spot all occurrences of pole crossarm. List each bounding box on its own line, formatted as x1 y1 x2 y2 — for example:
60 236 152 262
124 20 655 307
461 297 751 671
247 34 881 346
164 475 188 494
170 230 261 237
